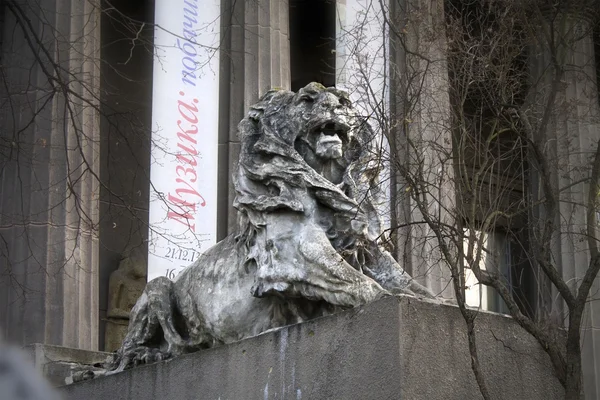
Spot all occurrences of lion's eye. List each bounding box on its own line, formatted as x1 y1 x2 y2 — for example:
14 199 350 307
299 94 314 103
339 98 351 107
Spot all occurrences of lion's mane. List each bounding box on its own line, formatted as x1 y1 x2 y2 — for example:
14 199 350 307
233 84 387 272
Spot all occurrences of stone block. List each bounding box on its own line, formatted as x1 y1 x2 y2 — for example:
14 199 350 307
279 0 289 36
258 26 273 94
270 30 282 86
257 0 271 28
61 297 563 399
243 25 261 110
24 344 111 387
244 0 258 27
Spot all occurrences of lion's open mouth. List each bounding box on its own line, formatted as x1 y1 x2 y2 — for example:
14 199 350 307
314 121 351 143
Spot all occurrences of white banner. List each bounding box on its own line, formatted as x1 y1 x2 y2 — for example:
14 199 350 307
147 0 220 281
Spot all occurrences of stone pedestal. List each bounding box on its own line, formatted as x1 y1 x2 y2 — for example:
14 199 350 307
217 0 291 238
0 0 101 350
62 297 563 400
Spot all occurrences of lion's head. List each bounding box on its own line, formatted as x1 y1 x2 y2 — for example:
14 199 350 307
239 82 377 186
235 82 384 240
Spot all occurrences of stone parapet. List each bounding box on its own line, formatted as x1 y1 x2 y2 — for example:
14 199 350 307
24 343 111 387
62 297 563 400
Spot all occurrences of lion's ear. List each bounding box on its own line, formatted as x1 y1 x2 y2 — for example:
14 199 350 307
260 88 288 103
248 89 289 121
248 106 264 122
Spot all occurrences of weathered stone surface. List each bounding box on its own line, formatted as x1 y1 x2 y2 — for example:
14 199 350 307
104 248 147 352
0 0 101 350
108 83 434 372
24 344 111 387
388 0 455 299
62 297 563 400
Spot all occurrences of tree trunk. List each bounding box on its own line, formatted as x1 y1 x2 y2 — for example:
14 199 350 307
564 311 583 399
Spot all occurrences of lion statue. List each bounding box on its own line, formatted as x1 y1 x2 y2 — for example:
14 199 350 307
109 83 434 372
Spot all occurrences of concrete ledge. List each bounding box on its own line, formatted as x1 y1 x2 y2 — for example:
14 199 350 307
62 297 563 399
24 344 111 386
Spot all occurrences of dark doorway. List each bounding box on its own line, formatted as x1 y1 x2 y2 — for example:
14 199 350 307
289 0 336 91
99 0 154 350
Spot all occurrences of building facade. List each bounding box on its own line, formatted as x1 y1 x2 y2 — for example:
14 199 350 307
0 0 599 397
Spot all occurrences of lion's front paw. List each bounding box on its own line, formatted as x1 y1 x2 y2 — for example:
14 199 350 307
137 347 171 365
120 346 171 369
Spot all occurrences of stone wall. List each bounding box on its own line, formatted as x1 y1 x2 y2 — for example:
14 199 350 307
62 297 563 400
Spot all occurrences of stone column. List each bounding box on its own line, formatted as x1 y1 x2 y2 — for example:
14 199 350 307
217 0 290 238
0 0 101 350
335 0 388 115
389 0 454 298
526 6 600 398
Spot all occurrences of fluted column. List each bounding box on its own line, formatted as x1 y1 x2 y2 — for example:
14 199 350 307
0 0 100 349
217 0 290 238
389 0 454 298
526 6 600 398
